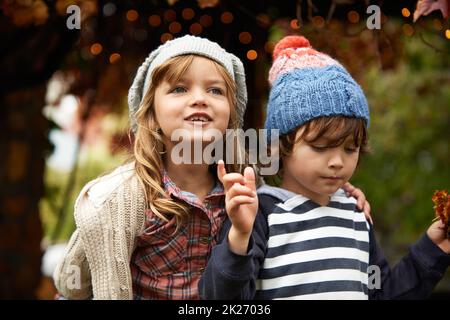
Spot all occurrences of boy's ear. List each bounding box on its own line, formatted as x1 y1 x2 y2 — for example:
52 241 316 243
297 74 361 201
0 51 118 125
269 143 280 156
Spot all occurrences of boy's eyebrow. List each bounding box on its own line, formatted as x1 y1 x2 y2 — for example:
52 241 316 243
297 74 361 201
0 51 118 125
307 134 357 146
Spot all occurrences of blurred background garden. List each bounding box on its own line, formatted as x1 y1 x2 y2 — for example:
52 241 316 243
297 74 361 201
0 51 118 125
1 0 449 299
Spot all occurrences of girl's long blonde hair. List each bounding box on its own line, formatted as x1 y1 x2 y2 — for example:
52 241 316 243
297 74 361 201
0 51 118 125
131 55 248 228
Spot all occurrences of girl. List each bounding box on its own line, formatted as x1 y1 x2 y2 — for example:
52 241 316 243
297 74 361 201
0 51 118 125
54 35 369 300
54 35 249 300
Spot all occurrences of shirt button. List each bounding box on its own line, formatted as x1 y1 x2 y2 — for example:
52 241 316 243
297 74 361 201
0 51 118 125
199 236 209 244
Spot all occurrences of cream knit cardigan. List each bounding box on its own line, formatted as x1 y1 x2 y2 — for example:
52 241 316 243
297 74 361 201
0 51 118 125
53 162 146 299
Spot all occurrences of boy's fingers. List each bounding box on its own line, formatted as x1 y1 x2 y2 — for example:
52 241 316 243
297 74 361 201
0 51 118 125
244 166 256 192
217 160 227 184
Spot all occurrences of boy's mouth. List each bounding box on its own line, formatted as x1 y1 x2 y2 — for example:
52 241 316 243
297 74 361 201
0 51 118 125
321 176 342 181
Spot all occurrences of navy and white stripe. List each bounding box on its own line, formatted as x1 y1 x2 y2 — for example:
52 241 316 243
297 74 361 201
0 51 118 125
255 191 370 300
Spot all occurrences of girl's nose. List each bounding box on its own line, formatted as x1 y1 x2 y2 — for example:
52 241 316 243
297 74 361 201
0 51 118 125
190 89 207 107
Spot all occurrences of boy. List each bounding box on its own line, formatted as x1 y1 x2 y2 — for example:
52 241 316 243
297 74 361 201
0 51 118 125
199 35 450 299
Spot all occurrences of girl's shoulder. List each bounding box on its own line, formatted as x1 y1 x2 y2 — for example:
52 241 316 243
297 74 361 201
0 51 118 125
77 162 137 209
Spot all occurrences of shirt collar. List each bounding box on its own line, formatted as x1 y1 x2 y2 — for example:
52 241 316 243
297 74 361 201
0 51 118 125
161 169 224 209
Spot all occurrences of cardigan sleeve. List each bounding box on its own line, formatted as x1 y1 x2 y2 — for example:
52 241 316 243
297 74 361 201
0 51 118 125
54 166 145 300
53 228 93 299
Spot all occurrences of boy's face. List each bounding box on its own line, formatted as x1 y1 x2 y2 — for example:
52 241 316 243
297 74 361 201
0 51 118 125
281 128 360 205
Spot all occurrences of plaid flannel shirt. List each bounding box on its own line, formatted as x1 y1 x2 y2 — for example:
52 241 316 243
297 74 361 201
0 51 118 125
131 170 226 299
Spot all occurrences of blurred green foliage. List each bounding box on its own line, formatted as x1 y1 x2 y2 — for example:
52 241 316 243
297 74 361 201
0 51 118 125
351 32 450 290
354 35 449 244
40 146 128 243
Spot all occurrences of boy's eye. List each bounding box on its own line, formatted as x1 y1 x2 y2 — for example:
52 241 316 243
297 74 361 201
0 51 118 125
171 86 186 93
345 147 358 154
209 87 223 95
311 145 327 152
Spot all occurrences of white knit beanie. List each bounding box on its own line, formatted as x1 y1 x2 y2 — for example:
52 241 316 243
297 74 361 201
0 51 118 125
128 35 248 133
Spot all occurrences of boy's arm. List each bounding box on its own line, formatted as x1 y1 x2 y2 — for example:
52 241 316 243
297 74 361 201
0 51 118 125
198 205 268 300
368 225 450 299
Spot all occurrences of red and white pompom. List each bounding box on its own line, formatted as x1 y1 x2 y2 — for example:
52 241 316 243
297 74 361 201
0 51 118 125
272 35 311 60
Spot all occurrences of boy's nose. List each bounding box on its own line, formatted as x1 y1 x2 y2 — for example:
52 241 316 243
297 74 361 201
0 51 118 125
328 152 344 169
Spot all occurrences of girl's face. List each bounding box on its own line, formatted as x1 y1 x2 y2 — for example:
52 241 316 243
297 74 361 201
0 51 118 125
154 56 231 150
281 128 360 205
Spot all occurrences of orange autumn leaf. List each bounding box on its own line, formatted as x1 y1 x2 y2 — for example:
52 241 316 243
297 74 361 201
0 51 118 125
413 0 450 22
432 190 450 238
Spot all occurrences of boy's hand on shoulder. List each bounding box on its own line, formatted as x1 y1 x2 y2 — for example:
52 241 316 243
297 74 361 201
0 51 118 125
427 220 450 254
217 160 258 255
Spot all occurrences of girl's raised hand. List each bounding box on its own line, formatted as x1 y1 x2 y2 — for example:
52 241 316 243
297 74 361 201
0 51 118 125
217 160 258 254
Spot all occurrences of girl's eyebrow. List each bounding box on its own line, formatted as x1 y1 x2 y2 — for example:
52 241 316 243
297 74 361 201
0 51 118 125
203 78 226 86
173 76 225 83
174 77 226 88
205 77 225 83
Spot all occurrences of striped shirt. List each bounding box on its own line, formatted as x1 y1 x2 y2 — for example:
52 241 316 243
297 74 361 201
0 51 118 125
255 189 370 300
131 170 226 300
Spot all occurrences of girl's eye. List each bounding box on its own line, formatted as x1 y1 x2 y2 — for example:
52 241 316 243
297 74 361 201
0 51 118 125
209 87 223 95
171 86 186 93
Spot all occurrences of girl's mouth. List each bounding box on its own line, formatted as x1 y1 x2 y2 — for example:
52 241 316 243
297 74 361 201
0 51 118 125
184 113 212 125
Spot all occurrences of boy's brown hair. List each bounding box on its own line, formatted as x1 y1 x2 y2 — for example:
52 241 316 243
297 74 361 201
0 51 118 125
279 116 370 170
